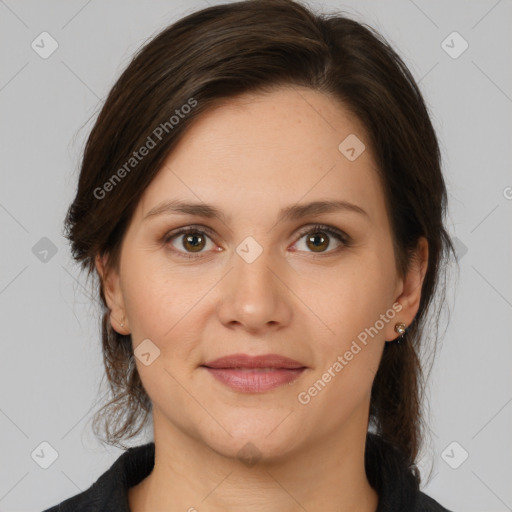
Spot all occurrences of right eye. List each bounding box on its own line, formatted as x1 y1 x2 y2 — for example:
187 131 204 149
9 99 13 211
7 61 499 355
163 226 218 259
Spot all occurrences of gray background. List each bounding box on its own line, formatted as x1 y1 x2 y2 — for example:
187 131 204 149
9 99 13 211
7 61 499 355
1 0 511 511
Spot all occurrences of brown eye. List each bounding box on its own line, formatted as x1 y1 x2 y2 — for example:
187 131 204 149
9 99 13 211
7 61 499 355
181 232 206 252
163 227 216 258
305 231 330 252
293 224 350 255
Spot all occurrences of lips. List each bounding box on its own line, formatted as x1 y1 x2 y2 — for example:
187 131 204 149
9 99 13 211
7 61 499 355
202 353 306 370
201 353 307 392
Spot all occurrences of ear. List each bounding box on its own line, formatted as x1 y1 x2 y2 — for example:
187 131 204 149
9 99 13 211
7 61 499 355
95 253 130 335
386 236 428 342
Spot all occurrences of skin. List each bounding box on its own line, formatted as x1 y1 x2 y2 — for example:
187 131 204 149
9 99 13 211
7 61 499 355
96 86 428 512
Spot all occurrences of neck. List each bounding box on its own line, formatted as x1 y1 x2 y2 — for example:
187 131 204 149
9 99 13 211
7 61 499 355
129 411 379 512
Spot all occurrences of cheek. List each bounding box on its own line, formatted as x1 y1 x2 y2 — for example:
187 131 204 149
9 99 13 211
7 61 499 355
120 250 201 339
304 257 394 336
295 266 390 424
122 265 210 407
300 255 395 395
121 257 222 387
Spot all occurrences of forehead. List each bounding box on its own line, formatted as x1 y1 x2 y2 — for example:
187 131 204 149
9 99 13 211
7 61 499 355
136 86 386 225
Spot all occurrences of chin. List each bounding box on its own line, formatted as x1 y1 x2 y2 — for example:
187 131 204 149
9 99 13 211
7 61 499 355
212 436 301 467
198 414 305 465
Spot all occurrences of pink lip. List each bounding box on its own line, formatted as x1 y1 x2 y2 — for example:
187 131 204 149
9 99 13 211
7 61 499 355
201 353 307 393
203 368 306 392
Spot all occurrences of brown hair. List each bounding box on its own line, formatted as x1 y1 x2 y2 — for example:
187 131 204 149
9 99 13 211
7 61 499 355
64 0 455 480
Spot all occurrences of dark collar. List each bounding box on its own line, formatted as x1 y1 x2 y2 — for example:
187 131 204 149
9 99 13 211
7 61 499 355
43 433 450 511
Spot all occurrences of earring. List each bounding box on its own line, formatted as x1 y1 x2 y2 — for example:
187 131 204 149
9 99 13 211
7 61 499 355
394 322 406 343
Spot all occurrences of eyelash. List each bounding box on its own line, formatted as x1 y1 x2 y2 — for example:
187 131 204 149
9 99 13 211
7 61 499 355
162 223 351 260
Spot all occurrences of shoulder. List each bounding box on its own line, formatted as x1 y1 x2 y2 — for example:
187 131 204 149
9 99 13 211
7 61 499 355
415 491 454 512
365 433 453 512
41 442 155 512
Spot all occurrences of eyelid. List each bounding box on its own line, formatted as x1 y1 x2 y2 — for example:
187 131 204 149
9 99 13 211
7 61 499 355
162 224 216 239
294 223 350 244
161 223 217 247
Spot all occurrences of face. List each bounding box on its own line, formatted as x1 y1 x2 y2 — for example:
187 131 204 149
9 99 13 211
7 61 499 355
98 86 426 462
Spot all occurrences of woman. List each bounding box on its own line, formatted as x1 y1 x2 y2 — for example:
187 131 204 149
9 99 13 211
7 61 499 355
43 0 455 510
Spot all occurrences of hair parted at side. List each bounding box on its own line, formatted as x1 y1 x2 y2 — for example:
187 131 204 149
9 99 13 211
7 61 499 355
64 0 455 480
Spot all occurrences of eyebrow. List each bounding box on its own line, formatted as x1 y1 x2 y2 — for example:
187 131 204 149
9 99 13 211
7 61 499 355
143 199 369 223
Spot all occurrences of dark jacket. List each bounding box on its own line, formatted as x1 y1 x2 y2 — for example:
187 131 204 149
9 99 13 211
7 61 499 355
42 433 453 511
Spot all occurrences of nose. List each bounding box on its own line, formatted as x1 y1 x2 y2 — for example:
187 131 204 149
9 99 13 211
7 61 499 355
216 247 293 334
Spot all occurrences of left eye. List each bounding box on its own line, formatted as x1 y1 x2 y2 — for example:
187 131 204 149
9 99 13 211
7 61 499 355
292 224 350 254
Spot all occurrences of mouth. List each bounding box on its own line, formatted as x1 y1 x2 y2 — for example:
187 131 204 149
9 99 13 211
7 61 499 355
200 353 308 393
